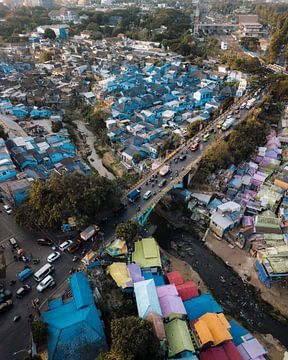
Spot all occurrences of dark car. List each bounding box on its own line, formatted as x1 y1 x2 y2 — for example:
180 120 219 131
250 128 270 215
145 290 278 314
0 299 13 313
16 285 31 299
67 240 82 254
37 238 53 246
0 290 13 303
158 179 167 188
113 203 127 215
179 155 187 161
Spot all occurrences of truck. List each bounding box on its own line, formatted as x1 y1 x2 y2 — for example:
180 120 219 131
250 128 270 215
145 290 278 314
80 225 100 241
159 165 171 177
222 117 236 131
127 188 141 203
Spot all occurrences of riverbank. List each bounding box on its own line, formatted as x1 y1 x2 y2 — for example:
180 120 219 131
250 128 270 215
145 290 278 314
150 207 288 353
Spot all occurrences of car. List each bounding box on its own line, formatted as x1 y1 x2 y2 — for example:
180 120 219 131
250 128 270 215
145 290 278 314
9 237 18 249
37 238 53 246
194 137 200 143
59 240 73 252
0 290 12 303
47 252 61 263
113 203 127 215
190 142 199 151
36 275 55 293
179 155 187 161
158 179 167 188
217 121 224 129
0 299 13 313
202 133 210 142
16 285 31 299
67 240 82 254
3 205 12 214
143 190 152 200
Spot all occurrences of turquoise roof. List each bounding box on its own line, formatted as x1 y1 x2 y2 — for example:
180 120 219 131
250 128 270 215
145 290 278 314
184 293 223 321
42 272 106 360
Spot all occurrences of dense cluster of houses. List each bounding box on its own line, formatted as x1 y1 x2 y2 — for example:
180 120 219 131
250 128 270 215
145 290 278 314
186 105 288 287
105 237 267 360
96 61 247 169
0 131 91 204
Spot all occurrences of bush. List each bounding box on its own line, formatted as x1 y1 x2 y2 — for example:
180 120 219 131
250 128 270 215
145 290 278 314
31 320 47 346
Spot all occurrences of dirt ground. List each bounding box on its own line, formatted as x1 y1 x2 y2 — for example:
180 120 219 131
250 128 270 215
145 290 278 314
205 232 288 320
102 150 125 178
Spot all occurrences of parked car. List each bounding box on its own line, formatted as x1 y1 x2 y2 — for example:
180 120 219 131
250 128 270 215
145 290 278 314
179 155 187 161
36 275 55 293
9 237 18 249
202 133 210 142
47 252 61 263
37 238 53 246
0 290 12 303
3 205 12 214
0 299 13 313
67 240 82 254
16 285 31 299
59 240 73 252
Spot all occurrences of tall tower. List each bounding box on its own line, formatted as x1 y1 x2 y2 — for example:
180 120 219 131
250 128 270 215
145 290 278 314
191 0 200 35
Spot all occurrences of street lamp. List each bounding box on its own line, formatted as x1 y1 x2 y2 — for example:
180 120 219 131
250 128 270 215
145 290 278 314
12 349 32 357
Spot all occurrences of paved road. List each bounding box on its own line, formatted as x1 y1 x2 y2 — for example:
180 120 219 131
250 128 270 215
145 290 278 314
0 211 78 360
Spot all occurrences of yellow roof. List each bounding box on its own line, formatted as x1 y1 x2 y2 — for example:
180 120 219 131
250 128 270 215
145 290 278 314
132 237 161 268
107 262 132 289
194 319 214 345
199 313 232 346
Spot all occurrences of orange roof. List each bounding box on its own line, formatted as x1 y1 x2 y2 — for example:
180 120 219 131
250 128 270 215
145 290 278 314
198 313 232 346
194 319 214 345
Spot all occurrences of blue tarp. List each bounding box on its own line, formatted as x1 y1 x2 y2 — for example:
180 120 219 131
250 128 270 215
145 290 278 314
184 293 223 321
142 272 165 286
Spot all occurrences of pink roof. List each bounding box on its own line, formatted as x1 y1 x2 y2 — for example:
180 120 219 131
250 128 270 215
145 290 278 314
237 339 267 360
157 284 178 298
166 271 184 285
159 294 187 317
176 281 199 301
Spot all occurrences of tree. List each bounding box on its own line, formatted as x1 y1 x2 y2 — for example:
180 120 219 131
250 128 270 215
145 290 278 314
187 120 201 138
43 28 56 40
38 50 52 63
98 317 161 360
31 320 47 347
14 172 122 229
132 153 143 163
0 124 7 140
51 121 62 133
115 220 140 245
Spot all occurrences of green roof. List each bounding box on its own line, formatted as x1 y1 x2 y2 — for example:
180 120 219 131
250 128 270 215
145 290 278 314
164 317 195 357
132 237 161 268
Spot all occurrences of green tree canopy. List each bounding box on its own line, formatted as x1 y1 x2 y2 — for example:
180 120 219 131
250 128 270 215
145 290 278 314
98 317 161 360
43 27 56 40
31 320 47 347
14 172 122 229
115 220 140 246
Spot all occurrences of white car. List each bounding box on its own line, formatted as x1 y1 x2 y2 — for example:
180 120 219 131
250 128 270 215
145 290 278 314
59 240 73 252
47 252 61 263
36 275 55 292
3 205 12 214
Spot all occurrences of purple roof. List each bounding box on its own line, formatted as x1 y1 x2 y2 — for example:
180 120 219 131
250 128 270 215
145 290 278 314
128 264 144 283
237 339 267 360
157 284 178 298
159 295 187 317
242 216 254 227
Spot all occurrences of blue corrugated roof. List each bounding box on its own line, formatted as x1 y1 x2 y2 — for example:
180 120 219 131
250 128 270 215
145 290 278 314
42 272 106 360
142 272 165 286
229 320 249 346
184 293 223 321
70 272 94 310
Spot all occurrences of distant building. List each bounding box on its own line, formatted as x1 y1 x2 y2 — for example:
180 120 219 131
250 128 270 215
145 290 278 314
221 41 228 51
238 15 263 38
37 25 69 39
48 8 79 23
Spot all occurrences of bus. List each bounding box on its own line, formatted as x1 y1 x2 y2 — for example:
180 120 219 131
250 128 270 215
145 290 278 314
34 263 54 282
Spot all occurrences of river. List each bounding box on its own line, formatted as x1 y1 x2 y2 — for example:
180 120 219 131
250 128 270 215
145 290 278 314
74 120 115 180
150 212 288 348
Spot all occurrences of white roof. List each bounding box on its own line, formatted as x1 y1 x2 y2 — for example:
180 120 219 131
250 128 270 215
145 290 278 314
218 201 241 213
211 212 234 230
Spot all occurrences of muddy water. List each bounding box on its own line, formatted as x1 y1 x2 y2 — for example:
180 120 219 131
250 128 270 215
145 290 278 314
150 212 288 348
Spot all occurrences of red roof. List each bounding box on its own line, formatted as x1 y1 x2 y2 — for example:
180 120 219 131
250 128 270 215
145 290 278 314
166 271 184 286
199 341 243 360
176 281 199 301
